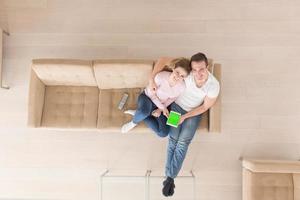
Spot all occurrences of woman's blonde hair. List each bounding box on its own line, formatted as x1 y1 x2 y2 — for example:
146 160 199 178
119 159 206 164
163 57 191 74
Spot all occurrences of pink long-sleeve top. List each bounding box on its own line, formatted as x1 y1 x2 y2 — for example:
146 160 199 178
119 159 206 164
144 71 186 110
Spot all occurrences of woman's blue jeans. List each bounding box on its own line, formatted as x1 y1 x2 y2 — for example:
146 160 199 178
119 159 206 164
165 102 202 178
132 92 169 137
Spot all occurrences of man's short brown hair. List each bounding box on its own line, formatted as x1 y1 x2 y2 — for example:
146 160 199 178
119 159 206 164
191 52 208 67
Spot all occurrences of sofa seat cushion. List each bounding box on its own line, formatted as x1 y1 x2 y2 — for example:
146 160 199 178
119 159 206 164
97 88 150 132
246 171 294 200
41 86 99 128
93 59 153 89
97 88 209 132
32 59 97 86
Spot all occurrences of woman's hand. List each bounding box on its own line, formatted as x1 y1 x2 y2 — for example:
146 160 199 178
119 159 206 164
162 108 169 117
152 109 162 117
149 78 157 93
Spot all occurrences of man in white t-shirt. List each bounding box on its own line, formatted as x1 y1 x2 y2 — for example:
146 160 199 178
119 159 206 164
149 52 220 197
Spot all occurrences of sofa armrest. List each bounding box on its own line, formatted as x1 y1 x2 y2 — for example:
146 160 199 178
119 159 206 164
242 168 253 200
209 63 222 132
293 174 300 200
27 68 46 127
243 158 300 174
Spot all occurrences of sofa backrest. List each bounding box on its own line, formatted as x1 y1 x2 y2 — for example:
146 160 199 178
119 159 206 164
32 59 97 86
93 59 153 89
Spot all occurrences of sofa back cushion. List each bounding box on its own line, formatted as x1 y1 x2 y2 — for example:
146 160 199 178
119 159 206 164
32 59 97 86
93 59 153 89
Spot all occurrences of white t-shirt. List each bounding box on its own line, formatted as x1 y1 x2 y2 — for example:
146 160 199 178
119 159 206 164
175 72 220 111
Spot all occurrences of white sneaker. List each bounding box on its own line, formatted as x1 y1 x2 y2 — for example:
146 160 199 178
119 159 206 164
124 109 136 116
121 121 137 133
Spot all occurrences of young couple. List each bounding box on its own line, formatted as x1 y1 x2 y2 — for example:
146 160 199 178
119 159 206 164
121 52 220 197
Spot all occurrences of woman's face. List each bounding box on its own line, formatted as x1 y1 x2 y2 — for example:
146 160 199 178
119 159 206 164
191 61 208 81
170 67 188 83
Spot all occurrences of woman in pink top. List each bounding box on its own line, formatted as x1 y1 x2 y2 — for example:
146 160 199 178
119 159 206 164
121 58 191 135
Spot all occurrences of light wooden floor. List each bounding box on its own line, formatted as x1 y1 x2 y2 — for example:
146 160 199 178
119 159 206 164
0 0 300 199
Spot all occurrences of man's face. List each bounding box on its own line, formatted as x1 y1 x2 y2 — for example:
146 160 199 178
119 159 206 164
191 61 207 80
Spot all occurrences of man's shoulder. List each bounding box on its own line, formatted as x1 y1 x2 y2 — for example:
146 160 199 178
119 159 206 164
208 72 220 87
205 72 220 98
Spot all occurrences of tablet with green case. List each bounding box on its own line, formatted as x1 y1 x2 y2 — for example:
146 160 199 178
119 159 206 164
166 111 181 128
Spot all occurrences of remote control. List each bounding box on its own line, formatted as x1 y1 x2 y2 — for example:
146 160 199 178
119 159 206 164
118 93 129 110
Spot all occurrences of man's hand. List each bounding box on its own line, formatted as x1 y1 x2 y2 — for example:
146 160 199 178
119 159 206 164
179 114 187 125
149 57 173 93
162 108 169 118
152 109 162 117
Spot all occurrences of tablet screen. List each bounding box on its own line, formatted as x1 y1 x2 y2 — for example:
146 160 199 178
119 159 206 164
166 111 181 128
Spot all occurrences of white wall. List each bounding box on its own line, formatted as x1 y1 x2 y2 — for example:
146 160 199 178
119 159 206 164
0 0 300 199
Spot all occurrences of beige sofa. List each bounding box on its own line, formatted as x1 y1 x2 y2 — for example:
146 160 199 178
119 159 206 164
242 158 300 200
28 59 222 133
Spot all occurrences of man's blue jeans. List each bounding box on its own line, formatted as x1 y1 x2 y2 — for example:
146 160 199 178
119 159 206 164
132 92 169 137
165 103 202 178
